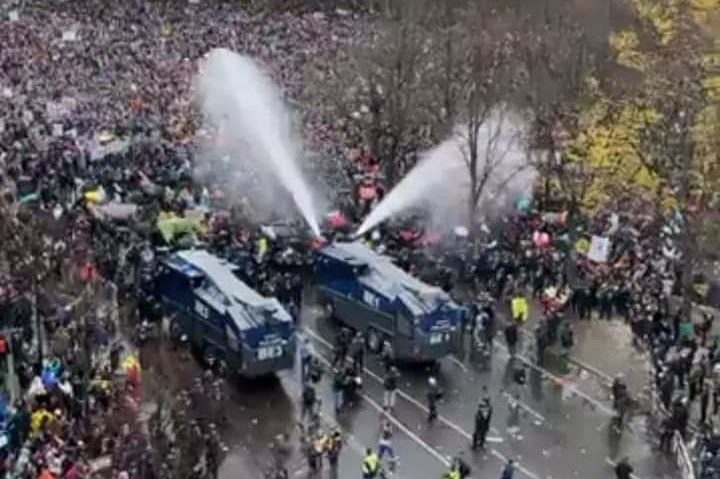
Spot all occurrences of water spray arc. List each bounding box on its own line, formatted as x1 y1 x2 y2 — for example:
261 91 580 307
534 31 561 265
355 111 535 237
196 48 322 238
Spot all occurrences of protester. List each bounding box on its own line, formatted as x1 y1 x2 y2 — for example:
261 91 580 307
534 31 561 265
0 2 718 478
614 457 634 479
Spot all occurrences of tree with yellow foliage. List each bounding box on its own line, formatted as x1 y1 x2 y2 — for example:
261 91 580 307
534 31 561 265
596 0 720 309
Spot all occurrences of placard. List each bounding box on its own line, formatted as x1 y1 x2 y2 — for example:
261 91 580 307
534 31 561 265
587 235 611 263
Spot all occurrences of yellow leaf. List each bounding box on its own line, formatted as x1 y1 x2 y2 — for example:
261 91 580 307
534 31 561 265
609 31 649 70
690 0 720 12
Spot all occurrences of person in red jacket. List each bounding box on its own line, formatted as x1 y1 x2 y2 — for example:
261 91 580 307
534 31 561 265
0 334 8 371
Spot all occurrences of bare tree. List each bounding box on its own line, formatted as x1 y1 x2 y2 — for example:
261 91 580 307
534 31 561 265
519 11 594 213
318 0 442 186
430 3 532 226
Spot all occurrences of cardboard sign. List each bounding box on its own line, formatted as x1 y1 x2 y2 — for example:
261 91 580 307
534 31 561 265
588 235 611 263
8 10 19 22
62 29 78 42
52 123 64 137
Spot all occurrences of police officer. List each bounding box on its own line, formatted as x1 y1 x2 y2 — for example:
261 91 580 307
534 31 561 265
351 332 365 372
559 321 574 357
427 376 441 422
362 448 381 478
611 375 628 421
504 320 519 357
472 389 493 450
443 464 461 479
534 322 548 367
444 456 471 479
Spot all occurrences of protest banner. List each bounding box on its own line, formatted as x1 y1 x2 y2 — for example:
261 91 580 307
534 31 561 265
587 235 611 263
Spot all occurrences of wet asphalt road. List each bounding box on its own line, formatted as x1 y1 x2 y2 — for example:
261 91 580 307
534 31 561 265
139 294 679 479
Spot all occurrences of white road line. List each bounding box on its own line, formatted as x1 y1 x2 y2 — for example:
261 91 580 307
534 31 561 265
305 326 541 433
494 341 616 416
490 448 542 479
281 374 365 452
304 328 481 431
281 372 411 479
304 326 542 479
309 350 451 468
449 356 469 372
500 391 545 423
517 329 615 385
362 392 452 467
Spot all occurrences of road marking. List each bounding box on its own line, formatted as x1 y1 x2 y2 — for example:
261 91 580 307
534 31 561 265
304 326 542 479
449 356 469 372
493 341 615 416
305 326 502 435
308 350 451 468
362 391 452 467
305 326 540 432
495 342 652 440
517 329 615 385
281 372 411 479
500 391 545 423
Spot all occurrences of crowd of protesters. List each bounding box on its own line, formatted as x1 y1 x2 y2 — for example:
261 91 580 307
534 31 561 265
0 1 374 478
0 1 718 478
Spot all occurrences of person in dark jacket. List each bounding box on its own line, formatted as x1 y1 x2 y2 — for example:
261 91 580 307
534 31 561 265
472 390 493 450
614 457 633 479
500 458 515 479
427 376 441 422
382 366 399 411
504 321 518 357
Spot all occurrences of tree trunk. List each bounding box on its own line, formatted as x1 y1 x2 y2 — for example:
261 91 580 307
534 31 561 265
467 120 480 229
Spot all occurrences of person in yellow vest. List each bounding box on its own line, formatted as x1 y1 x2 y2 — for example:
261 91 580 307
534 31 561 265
362 448 381 478
511 293 529 323
30 407 56 435
443 465 462 479
256 235 269 262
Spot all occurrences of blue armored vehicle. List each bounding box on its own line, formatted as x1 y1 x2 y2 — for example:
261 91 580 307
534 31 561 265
156 249 295 377
314 241 463 362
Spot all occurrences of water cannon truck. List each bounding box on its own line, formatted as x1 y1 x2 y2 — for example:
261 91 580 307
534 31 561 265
156 249 295 377
314 241 463 362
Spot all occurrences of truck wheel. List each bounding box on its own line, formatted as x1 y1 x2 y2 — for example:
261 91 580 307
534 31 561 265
367 328 382 353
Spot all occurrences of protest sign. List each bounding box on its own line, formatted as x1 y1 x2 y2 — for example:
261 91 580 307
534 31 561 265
62 29 78 42
588 235 611 263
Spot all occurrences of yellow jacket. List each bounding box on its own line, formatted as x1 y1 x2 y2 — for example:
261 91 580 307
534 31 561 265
511 296 529 322
362 451 380 474
31 408 55 433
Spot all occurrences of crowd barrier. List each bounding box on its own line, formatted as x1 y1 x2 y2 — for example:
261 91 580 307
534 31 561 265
648 371 697 479
674 430 697 479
